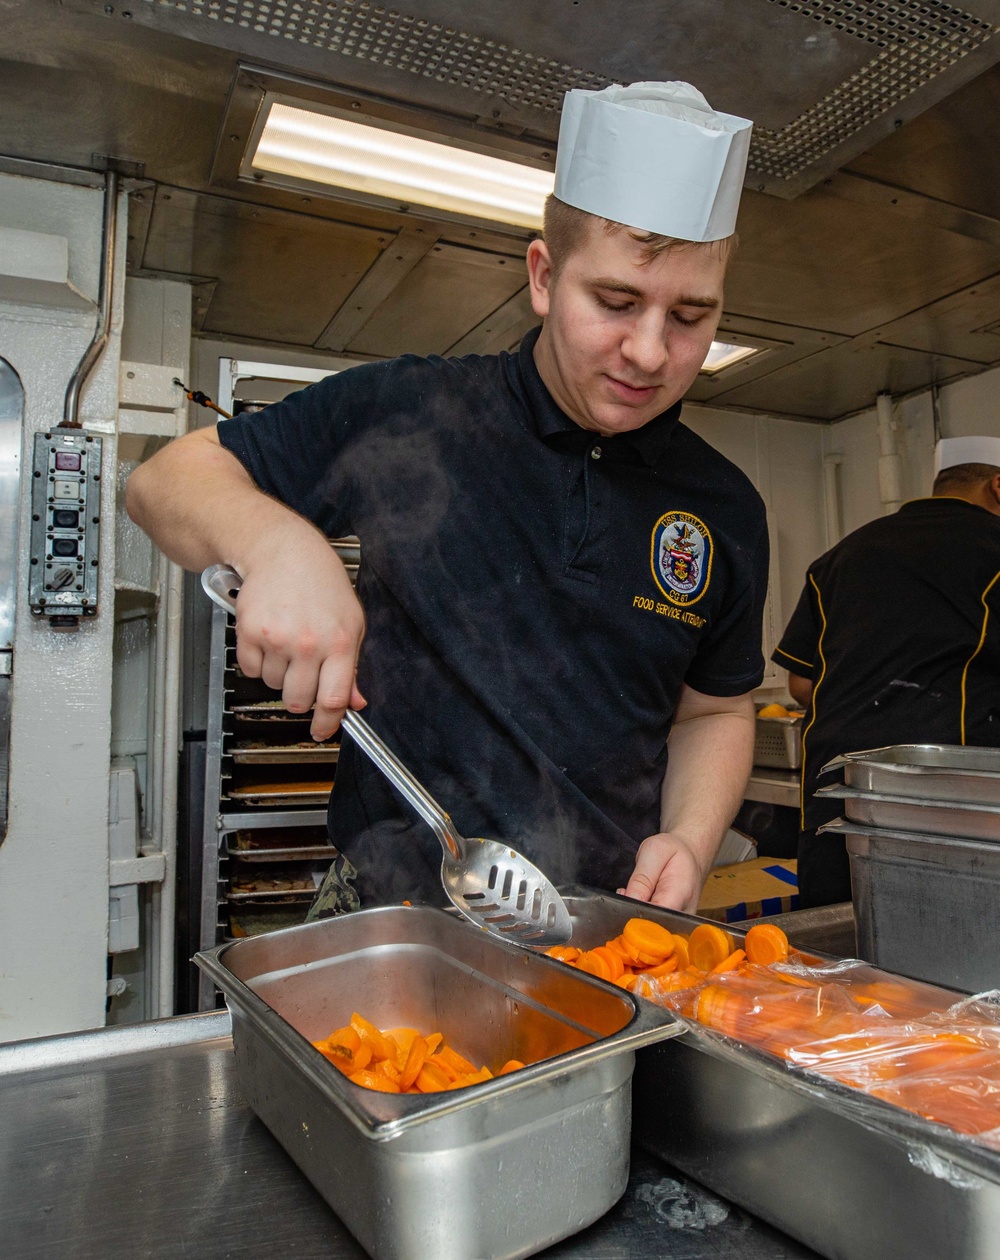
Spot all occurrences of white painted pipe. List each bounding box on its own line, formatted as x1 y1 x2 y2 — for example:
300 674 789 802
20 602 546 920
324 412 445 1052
156 556 183 1018
145 548 168 1016
822 453 843 548
876 392 904 515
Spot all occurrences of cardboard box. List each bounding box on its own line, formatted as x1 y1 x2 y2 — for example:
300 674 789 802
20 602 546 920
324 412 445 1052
697 857 798 924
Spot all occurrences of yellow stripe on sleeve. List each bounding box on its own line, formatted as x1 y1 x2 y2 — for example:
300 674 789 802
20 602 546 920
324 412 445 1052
960 569 1000 745
799 574 829 830
774 647 814 671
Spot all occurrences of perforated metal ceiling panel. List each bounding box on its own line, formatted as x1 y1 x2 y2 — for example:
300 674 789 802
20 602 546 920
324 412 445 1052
125 0 1000 195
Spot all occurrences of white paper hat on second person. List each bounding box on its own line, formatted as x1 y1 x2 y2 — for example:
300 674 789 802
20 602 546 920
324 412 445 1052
934 437 1000 474
554 81 753 243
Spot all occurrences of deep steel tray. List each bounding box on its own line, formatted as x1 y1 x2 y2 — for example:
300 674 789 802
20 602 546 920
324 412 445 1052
816 781 1000 842
558 886 1000 1260
821 816 1000 994
823 744 1000 806
195 904 680 1260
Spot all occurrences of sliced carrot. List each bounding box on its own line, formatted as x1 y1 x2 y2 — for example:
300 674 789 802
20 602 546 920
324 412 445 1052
606 936 633 961
615 973 639 990
376 1059 402 1085
711 948 747 975
435 1044 477 1076
576 950 613 981
425 1033 444 1056
546 945 582 963
688 923 735 973
591 945 625 981
744 924 789 966
350 1012 393 1061
388 1030 418 1071
622 918 675 961
671 935 691 969
399 1034 429 1090
349 1068 401 1093
644 956 679 979
498 1059 525 1075
415 1061 452 1093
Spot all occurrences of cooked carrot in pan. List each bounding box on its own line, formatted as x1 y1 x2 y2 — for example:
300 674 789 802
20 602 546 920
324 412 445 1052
313 1013 516 1093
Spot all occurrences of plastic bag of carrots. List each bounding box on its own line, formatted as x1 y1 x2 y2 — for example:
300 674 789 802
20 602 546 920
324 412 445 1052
312 1012 525 1094
548 917 1000 1149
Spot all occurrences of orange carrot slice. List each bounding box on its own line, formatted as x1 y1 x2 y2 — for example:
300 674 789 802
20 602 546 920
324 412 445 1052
622 918 675 961
744 924 789 966
350 1012 393 1061
399 1034 429 1090
576 950 613 981
415 1061 452 1093
591 945 625 981
349 1068 401 1093
711 948 747 974
688 924 735 972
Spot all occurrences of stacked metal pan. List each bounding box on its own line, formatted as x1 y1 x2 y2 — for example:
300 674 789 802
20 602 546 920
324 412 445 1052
816 745 1000 993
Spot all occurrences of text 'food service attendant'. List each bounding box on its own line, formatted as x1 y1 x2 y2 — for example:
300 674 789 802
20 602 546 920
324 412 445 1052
128 81 769 915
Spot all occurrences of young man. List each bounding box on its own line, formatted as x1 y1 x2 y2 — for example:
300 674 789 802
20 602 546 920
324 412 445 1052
774 439 1000 907
128 82 767 914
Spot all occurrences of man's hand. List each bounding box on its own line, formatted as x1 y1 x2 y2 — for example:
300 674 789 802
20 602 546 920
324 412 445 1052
620 832 707 912
126 425 367 741
616 684 756 913
232 528 367 741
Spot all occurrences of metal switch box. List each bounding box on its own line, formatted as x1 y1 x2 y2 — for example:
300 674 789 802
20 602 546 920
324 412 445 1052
28 429 102 625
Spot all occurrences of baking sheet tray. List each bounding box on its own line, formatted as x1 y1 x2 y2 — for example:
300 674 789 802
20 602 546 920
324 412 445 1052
227 887 317 904
231 744 338 765
225 843 335 862
816 782 1000 842
558 885 1000 1260
231 701 312 716
822 744 1000 805
226 782 333 807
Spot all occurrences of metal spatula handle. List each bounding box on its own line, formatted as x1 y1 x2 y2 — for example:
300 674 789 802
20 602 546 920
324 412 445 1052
200 564 463 861
340 710 463 861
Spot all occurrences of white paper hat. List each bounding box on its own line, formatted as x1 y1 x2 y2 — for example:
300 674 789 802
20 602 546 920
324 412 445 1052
554 81 753 242
934 437 1000 475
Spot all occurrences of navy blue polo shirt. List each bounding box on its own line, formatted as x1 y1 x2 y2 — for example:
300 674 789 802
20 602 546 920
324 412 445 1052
219 327 769 906
774 496 1000 832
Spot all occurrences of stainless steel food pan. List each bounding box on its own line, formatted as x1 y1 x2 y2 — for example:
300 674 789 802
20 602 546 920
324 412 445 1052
816 781 1000 842
821 816 1000 995
195 905 680 1260
559 886 1000 1260
823 744 1000 805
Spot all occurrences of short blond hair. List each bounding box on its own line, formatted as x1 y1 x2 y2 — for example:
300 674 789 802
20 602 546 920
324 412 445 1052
542 194 734 273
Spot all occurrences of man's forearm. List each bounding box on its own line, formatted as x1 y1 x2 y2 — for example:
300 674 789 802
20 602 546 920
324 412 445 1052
660 700 755 871
126 427 328 574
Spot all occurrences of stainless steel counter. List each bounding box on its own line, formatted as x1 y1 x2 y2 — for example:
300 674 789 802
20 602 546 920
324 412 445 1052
0 1011 818 1259
745 767 800 809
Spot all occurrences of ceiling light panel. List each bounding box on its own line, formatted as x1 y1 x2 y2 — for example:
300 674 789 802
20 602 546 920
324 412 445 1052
700 341 762 375
251 102 554 229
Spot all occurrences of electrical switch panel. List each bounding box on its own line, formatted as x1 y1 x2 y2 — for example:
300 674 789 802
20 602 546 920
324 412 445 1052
28 429 102 626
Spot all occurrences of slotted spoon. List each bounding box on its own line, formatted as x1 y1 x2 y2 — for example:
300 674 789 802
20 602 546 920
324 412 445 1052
202 564 572 946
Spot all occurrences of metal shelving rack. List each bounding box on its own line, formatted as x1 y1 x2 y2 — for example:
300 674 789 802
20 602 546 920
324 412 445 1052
197 600 338 1009
195 360 360 1010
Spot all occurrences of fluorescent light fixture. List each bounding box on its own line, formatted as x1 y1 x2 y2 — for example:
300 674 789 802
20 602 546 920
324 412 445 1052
251 102 554 229
700 340 761 375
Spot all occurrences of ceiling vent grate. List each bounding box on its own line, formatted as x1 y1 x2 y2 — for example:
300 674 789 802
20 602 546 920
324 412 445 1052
752 0 997 178
142 0 998 185
138 0 610 113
